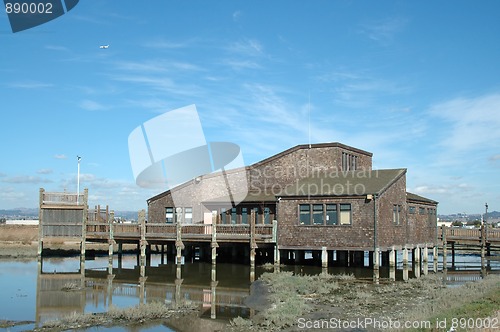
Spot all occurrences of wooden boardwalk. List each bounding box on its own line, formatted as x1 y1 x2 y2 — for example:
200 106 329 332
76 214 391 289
440 226 500 244
38 189 276 265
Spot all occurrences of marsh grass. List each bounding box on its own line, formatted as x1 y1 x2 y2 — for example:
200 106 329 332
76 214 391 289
230 271 500 332
37 301 196 331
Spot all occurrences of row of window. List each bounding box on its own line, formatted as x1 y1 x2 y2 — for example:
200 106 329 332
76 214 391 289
408 206 437 215
165 206 274 224
341 152 358 171
166 204 436 226
165 207 192 223
299 203 352 226
219 207 273 225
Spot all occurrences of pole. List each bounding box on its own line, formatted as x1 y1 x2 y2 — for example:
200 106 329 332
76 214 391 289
77 156 81 204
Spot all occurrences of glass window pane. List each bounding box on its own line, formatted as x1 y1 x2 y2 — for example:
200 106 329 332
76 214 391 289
339 204 351 225
312 204 323 225
241 207 248 224
326 204 337 225
231 207 237 224
264 207 270 224
166 207 174 223
185 207 193 224
299 204 310 225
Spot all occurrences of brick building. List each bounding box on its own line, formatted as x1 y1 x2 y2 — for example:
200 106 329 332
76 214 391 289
147 142 438 266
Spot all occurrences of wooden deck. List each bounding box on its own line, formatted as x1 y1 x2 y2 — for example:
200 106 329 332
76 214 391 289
86 222 277 244
439 226 500 246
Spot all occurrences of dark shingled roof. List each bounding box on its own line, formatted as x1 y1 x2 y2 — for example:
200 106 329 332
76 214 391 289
406 192 438 205
203 169 407 204
280 169 406 197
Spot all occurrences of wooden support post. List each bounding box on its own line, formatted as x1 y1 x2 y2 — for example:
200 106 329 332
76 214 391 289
38 188 44 257
274 245 280 266
211 213 218 265
451 242 455 267
433 246 438 273
423 246 428 263
373 248 380 269
272 219 278 243
139 209 147 265
321 246 328 268
413 246 421 278
175 220 184 264
389 247 396 281
108 210 114 262
481 223 486 259
442 226 447 270
250 208 257 269
389 247 396 267
403 246 409 265
413 246 420 264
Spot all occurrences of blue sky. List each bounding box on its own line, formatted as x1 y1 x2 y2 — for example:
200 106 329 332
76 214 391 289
1 0 499 215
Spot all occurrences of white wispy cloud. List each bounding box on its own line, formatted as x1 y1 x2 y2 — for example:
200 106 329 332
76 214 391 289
227 39 264 57
54 154 67 159
2 175 52 184
113 59 202 73
233 10 242 22
80 99 108 111
37 169 53 175
429 93 500 153
8 81 54 89
359 17 408 45
45 45 70 52
142 38 193 49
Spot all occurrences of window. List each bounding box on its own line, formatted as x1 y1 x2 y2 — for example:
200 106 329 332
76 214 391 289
220 208 226 224
299 204 311 225
185 207 193 224
241 207 248 224
313 204 324 225
264 207 271 224
393 205 401 225
419 207 425 215
166 207 174 223
175 207 183 223
342 152 357 171
428 208 436 223
339 204 352 225
253 207 259 224
231 208 237 224
326 204 338 225
409 206 416 214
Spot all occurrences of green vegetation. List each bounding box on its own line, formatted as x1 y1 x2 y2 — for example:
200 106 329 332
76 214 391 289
33 301 196 331
230 271 500 332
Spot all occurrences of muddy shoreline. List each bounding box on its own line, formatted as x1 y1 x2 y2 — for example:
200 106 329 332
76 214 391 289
1 224 499 332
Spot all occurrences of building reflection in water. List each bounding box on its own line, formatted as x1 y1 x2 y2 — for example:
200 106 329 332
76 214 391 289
35 255 255 327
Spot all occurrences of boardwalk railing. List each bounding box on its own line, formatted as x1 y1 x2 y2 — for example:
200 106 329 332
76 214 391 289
439 226 500 244
42 191 85 206
86 217 277 244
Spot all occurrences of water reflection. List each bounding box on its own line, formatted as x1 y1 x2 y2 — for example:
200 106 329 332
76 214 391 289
36 255 255 328
0 252 498 332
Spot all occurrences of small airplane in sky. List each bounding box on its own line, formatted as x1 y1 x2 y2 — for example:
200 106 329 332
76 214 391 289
99 45 109 49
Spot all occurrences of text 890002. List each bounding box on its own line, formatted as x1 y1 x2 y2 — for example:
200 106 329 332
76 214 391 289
5 2 53 14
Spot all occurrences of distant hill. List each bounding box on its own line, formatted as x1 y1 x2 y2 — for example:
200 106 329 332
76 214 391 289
0 208 140 221
0 208 38 218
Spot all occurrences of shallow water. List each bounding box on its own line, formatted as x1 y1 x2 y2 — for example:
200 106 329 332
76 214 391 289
0 252 498 332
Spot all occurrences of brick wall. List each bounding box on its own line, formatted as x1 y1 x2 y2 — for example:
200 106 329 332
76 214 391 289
148 144 372 224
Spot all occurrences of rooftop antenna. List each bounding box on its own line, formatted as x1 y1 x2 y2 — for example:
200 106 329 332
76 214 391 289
308 91 311 149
